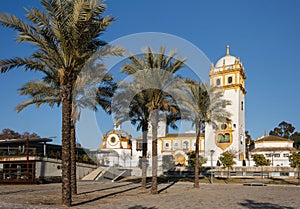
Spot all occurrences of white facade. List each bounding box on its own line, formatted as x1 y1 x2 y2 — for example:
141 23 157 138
250 135 297 167
205 45 246 166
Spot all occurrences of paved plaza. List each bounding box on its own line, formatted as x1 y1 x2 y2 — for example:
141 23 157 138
0 180 299 209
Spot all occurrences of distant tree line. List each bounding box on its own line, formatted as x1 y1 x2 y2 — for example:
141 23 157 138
0 128 40 140
269 121 300 149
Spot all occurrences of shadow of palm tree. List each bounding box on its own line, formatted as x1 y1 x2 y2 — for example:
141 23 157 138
78 182 134 195
157 180 178 194
0 189 34 195
128 205 157 209
72 184 143 207
239 199 295 209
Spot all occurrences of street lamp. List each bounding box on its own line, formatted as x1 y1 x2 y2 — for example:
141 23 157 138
210 150 215 184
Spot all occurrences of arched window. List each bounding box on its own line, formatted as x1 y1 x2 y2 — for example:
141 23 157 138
216 78 221 86
174 142 179 149
218 133 231 143
218 134 225 143
224 133 230 142
164 142 170 150
228 76 233 84
183 141 189 150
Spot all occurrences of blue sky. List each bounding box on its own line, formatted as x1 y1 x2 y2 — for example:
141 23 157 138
0 0 299 148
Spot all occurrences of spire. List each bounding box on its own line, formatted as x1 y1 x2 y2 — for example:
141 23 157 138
263 130 267 136
226 45 230 56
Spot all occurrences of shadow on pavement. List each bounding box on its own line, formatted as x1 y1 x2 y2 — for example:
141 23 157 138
239 199 295 209
158 180 178 194
78 182 134 195
72 184 142 207
128 205 158 209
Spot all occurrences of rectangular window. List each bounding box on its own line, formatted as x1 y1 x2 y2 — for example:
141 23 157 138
136 141 143 151
280 172 289 176
283 153 290 157
241 101 244 111
173 141 180 149
265 154 271 157
274 153 280 158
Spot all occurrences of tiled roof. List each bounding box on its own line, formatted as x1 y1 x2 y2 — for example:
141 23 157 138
255 135 293 143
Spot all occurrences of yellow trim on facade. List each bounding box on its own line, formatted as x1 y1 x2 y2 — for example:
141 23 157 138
215 123 233 150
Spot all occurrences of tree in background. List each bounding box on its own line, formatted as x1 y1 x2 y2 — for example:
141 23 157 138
253 154 270 166
187 151 207 170
269 121 295 139
269 121 300 149
288 152 300 185
0 128 40 140
218 151 236 178
291 132 300 149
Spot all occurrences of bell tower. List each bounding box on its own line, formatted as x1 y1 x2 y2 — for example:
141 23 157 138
205 45 246 165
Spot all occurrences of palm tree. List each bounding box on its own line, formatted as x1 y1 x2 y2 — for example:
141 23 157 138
112 80 150 189
120 46 186 194
128 91 150 189
173 79 231 188
16 71 115 195
0 0 123 206
113 83 181 190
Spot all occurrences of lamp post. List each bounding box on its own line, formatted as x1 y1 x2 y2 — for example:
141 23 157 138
247 143 250 166
210 150 215 184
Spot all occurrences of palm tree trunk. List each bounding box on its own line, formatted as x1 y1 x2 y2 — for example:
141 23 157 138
194 122 201 188
71 120 77 195
61 83 72 207
151 110 159 194
141 124 148 189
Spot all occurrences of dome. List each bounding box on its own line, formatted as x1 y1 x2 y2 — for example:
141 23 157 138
215 45 238 68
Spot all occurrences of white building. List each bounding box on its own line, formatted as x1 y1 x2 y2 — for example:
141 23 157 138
205 45 246 166
250 135 297 166
99 46 247 168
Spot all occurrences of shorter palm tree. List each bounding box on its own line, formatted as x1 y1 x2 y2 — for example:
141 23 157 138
173 79 231 188
118 46 186 194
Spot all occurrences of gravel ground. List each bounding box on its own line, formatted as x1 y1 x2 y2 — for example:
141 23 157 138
0 180 299 209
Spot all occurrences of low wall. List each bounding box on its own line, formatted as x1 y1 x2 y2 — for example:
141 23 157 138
212 166 299 178
129 166 163 177
35 157 97 179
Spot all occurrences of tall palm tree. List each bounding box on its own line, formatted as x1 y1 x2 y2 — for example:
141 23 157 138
16 71 115 195
120 46 186 194
0 0 123 206
173 79 231 188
